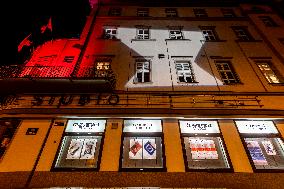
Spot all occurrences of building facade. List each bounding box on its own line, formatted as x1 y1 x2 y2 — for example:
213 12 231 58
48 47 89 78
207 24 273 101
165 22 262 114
0 1 284 188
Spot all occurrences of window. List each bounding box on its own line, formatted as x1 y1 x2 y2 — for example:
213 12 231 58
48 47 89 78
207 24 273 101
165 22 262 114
235 120 284 171
215 60 240 84
63 56 75 63
137 8 149 17
121 120 165 171
194 9 208 17
259 16 278 27
232 27 254 41
53 120 106 170
103 27 117 39
175 61 196 83
165 8 178 17
108 8 121 16
201 27 219 41
255 60 282 83
179 120 231 171
135 59 150 83
221 9 236 17
169 27 183 40
136 27 150 40
96 61 110 71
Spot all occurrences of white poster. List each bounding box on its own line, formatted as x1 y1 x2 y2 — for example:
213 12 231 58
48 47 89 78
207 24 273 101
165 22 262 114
143 139 157 159
246 140 268 166
124 120 162 133
66 139 84 159
235 121 278 134
65 120 106 133
189 138 218 160
80 139 97 159
262 141 276 156
129 139 143 159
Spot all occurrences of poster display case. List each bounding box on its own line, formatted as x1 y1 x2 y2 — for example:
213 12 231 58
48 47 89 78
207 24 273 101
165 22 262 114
53 119 106 170
120 120 165 171
235 120 284 171
179 120 232 171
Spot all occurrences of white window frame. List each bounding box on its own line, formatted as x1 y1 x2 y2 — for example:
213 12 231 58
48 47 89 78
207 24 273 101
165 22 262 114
215 60 240 84
165 8 178 17
201 29 218 41
136 27 150 40
175 61 196 83
103 27 117 39
169 28 183 40
137 8 149 17
135 60 151 83
256 60 282 83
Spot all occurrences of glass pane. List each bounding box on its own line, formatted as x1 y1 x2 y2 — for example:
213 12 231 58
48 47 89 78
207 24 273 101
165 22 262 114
184 137 230 169
54 136 102 169
121 137 163 169
244 138 284 170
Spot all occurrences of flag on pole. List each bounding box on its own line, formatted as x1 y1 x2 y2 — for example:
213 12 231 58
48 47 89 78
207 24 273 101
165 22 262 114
17 33 32 52
41 17 52 34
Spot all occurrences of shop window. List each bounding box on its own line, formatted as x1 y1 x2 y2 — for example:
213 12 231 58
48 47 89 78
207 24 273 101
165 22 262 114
108 7 121 16
53 120 106 170
165 8 178 17
232 26 254 41
134 59 150 83
235 120 284 171
255 60 283 84
221 9 236 17
175 61 197 83
200 26 219 41
137 8 149 17
120 120 165 171
215 60 240 84
0 119 21 159
179 120 232 171
103 27 117 39
259 16 278 27
194 9 208 17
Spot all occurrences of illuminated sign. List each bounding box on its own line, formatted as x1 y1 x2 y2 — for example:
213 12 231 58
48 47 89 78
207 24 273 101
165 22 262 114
179 121 220 134
65 120 106 133
123 120 162 133
235 121 278 134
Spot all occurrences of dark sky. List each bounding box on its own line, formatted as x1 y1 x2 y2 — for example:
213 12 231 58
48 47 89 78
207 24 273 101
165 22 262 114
4 0 91 65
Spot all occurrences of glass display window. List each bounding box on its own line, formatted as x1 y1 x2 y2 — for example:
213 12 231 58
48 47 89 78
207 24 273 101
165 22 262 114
120 119 165 171
52 119 106 171
179 120 232 171
235 120 284 172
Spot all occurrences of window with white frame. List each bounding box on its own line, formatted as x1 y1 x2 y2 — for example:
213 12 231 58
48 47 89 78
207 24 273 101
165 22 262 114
232 27 254 41
165 8 178 17
215 60 240 84
259 16 278 27
201 27 219 41
175 61 196 83
169 27 183 40
137 8 149 17
221 9 236 17
135 59 150 83
136 27 150 40
194 9 208 17
108 7 121 16
103 27 117 39
255 60 282 83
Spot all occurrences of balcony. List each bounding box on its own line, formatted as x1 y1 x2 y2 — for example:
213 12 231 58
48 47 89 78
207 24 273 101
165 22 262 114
0 65 116 93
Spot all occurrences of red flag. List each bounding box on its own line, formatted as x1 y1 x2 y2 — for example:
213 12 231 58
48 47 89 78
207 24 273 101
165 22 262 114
41 17 52 33
18 33 32 52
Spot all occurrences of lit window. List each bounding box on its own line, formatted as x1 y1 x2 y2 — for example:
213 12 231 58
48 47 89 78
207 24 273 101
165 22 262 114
259 16 278 27
103 28 117 39
135 59 150 83
96 61 110 70
256 61 282 83
137 8 149 17
175 61 196 83
232 26 254 41
108 8 121 16
215 60 240 84
200 27 219 41
165 8 178 17
169 27 183 39
221 9 236 17
194 9 208 17
136 27 150 40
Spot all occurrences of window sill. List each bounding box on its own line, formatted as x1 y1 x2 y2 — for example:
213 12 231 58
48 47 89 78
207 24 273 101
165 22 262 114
97 38 121 41
133 81 153 84
165 39 191 41
235 39 263 42
131 39 156 42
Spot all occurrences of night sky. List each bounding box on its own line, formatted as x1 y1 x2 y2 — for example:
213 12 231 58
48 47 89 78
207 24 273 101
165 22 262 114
5 0 91 65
